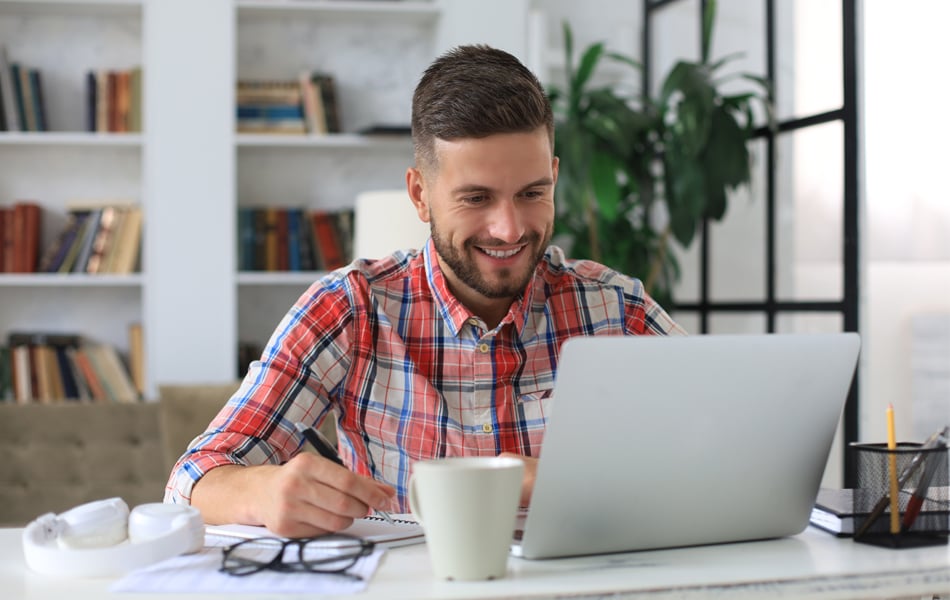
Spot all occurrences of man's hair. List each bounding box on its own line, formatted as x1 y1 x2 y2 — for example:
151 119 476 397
411 44 554 173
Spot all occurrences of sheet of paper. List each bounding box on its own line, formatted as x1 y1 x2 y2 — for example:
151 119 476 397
110 545 384 594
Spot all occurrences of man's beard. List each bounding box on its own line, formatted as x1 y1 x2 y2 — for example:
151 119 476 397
430 218 548 300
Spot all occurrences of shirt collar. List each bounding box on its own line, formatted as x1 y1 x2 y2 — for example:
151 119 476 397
422 239 539 337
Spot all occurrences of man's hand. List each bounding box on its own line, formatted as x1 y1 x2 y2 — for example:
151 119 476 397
191 453 396 538
498 452 538 507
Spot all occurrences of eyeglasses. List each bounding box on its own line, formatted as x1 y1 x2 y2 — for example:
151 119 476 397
220 534 375 580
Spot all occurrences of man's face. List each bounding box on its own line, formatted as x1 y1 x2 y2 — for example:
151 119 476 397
408 128 558 313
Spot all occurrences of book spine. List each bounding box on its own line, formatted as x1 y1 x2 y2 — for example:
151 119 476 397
85 206 118 274
29 69 46 131
17 64 36 131
0 207 9 272
0 45 21 131
128 67 142 133
85 70 97 132
96 70 108 134
311 73 341 133
312 211 344 270
11 202 42 273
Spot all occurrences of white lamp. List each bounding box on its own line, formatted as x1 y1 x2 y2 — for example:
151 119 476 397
353 190 431 259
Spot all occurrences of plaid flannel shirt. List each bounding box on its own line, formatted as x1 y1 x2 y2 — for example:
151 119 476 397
165 239 684 511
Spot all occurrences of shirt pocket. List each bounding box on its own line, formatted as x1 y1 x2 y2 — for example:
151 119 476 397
508 388 554 455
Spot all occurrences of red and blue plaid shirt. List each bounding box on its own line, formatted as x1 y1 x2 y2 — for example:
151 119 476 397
165 240 684 511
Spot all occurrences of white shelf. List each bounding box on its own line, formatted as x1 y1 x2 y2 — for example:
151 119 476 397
236 0 440 22
0 0 141 16
237 271 325 286
236 133 411 149
0 273 143 287
0 132 142 147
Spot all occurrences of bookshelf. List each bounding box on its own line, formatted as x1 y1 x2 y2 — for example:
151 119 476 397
1 0 529 400
0 0 144 394
232 0 440 357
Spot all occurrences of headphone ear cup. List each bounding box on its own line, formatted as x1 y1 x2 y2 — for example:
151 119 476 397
55 498 130 549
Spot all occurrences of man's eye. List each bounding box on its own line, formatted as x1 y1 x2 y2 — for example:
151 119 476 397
463 195 487 205
522 190 545 200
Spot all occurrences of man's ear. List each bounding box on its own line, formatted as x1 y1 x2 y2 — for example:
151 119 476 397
406 167 431 223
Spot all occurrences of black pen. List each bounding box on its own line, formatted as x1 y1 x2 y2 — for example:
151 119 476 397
294 422 396 525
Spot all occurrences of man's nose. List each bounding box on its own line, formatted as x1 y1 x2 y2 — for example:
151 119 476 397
486 198 525 243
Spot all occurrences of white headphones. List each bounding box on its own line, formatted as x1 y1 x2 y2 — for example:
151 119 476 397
22 497 204 578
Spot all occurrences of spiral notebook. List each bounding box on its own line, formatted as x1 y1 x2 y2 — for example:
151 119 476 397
205 514 424 548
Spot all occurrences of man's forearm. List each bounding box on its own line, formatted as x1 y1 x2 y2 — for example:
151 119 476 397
190 464 277 526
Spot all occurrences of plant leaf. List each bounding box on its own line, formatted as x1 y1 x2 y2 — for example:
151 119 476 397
701 0 717 64
573 43 605 101
590 152 621 221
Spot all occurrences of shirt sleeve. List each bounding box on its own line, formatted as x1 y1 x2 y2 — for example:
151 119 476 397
164 275 356 505
622 280 688 336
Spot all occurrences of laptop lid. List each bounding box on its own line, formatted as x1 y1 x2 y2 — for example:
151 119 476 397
513 333 861 559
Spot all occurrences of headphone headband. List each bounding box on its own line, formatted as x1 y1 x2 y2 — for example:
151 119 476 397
22 498 203 578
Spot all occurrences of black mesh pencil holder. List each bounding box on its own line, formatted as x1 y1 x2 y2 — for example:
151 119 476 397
851 442 949 548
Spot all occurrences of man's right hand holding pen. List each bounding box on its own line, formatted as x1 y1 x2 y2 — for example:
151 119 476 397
189 426 396 539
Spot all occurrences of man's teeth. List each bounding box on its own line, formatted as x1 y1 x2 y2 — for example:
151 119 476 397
481 247 521 259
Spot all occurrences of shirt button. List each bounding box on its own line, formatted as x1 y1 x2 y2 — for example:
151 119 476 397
478 343 489 353
482 423 493 433
467 318 480 326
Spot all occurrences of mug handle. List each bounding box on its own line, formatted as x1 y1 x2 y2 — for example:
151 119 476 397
408 474 423 526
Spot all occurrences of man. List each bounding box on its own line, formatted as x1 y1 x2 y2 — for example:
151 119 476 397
165 45 684 538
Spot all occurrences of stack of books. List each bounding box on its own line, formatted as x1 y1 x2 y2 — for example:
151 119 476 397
236 71 340 135
0 330 143 405
38 204 143 275
84 67 143 133
237 206 353 272
0 45 48 132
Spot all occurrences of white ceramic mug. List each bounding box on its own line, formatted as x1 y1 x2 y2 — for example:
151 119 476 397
409 456 524 581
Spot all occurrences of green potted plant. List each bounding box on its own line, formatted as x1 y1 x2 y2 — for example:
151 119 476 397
549 0 771 307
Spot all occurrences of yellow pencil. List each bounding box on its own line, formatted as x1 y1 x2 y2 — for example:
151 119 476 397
886 404 900 534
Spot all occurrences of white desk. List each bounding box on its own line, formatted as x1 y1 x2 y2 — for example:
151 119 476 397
3 527 950 600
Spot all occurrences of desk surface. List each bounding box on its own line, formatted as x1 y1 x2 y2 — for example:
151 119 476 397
3 527 950 600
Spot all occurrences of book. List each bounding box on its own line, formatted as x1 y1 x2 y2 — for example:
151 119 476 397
237 207 255 271
29 69 46 131
810 487 950 537
85 343 139 403
128 322 145 397
0 45 21 131
0 346 12 402
0 206 11 272
5 332 83 403
70 346 108 403
70 207 104 273
13 63 35 131
311 210 345 270
38 211 87 273
298 71 327 135
85 70 97 132
205 514 425 549
85 206 118 273
109 205 143 274
96 70 108 133
310 73 341 133
128 67 142 133
11 202 42 273
11 345 32 404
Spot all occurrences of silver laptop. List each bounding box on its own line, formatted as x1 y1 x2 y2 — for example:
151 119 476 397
512 333 861 559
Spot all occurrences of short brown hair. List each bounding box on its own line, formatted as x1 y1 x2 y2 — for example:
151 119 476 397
411 45 554 173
